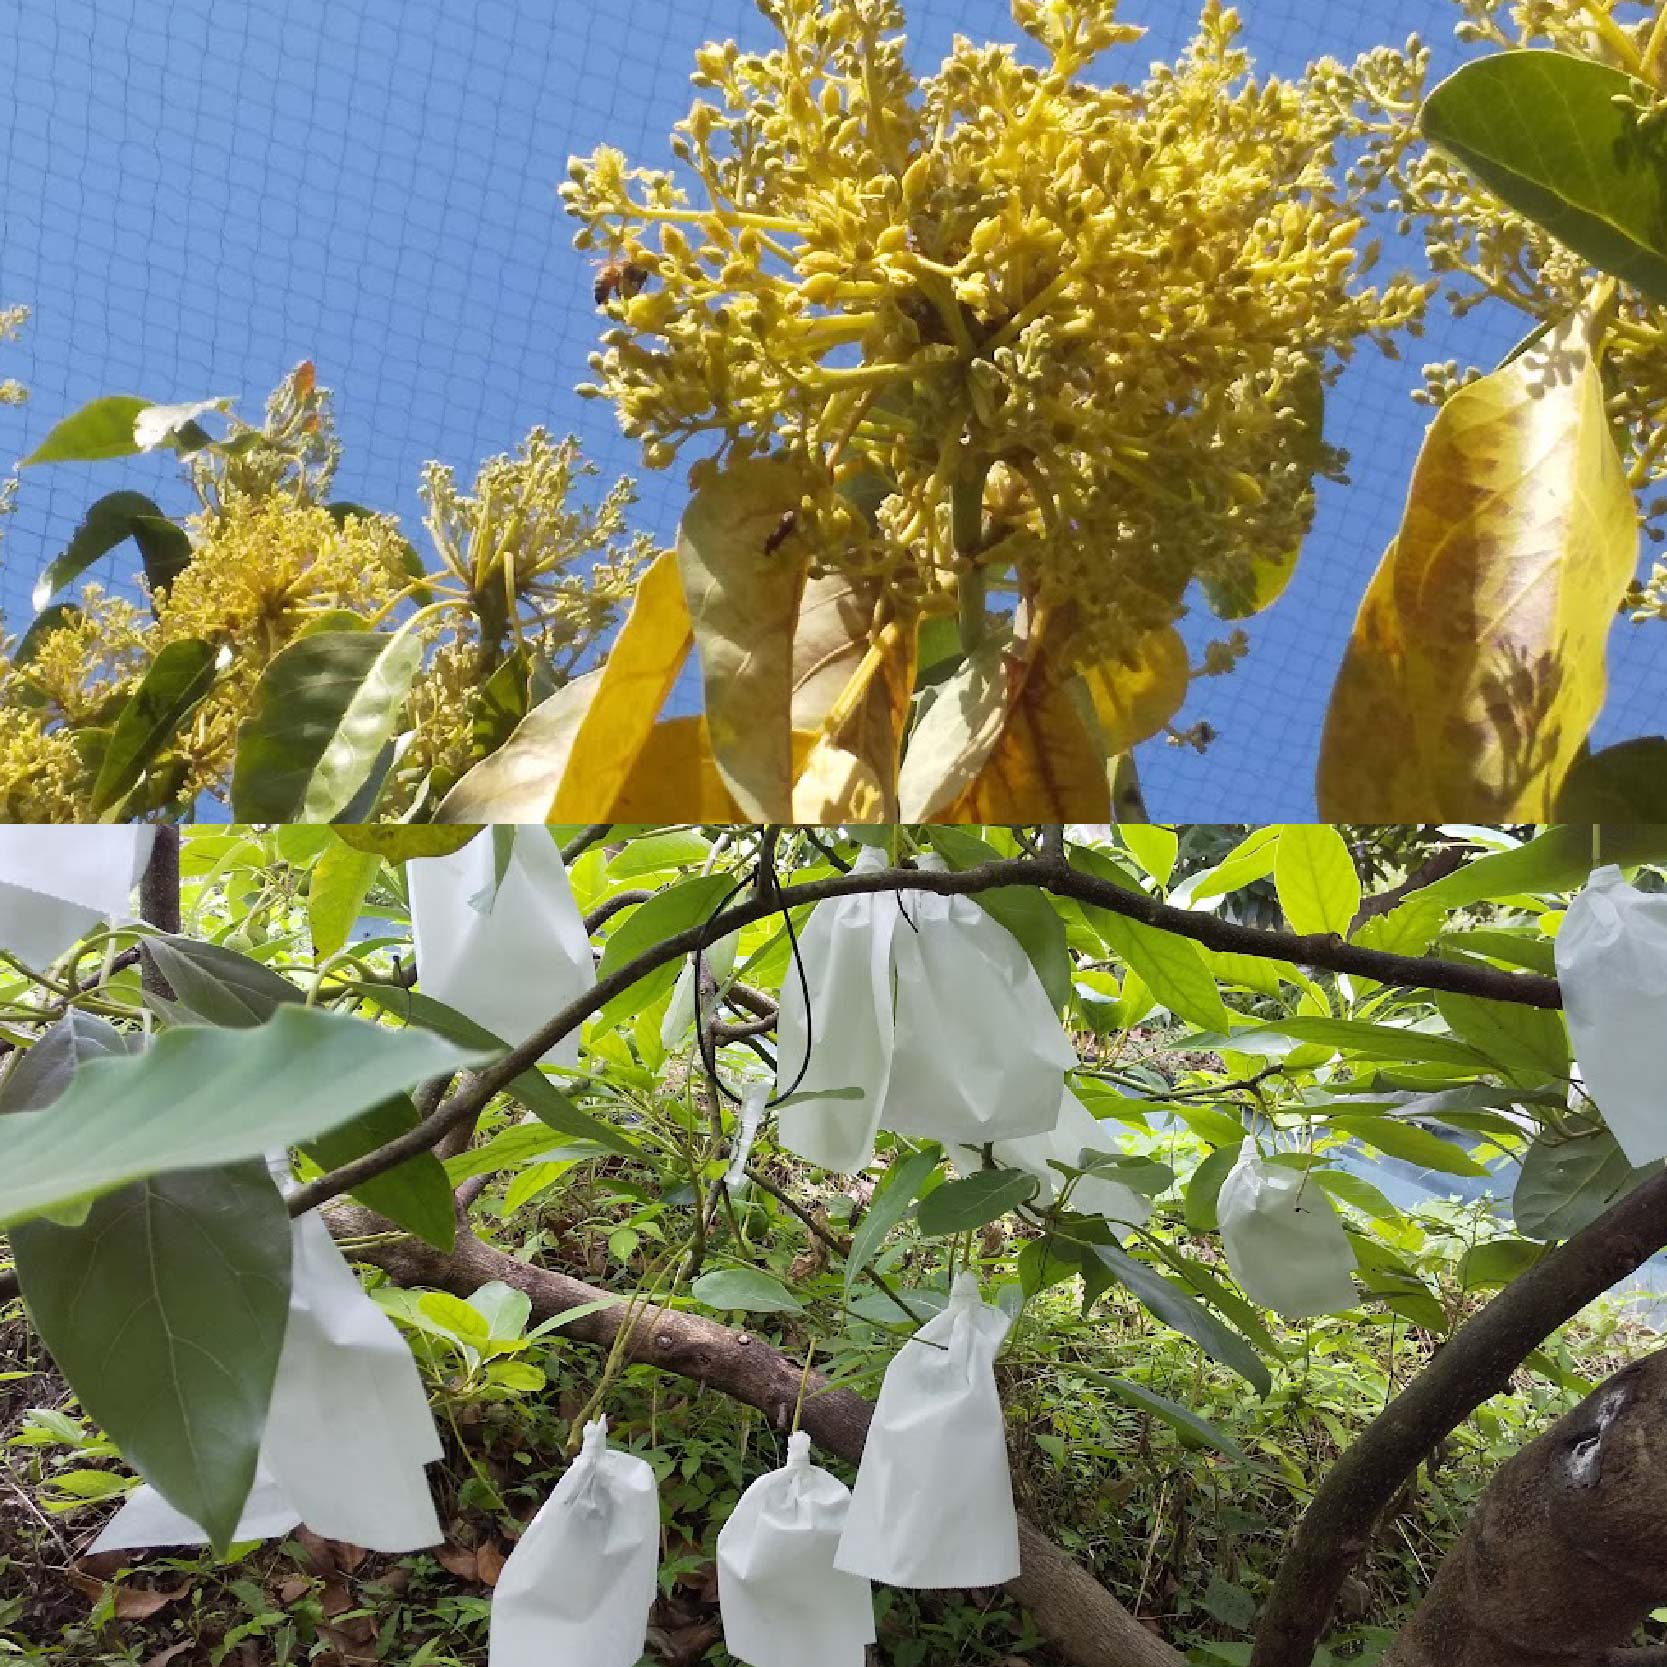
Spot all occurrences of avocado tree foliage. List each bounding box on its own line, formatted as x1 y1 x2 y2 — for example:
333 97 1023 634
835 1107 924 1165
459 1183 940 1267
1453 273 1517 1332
6 820 1667 1667
3 0 1666 824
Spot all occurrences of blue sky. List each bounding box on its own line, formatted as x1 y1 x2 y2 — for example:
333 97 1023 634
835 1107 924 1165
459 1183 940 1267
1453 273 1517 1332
2 0 1662 818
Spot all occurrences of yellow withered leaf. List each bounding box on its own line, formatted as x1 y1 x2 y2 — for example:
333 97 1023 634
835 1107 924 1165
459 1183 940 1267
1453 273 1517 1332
435 670 601 823
548 550 693 821
676 456 808 821
1078 625 1190 755
790 573 914 823
610 716 743 820
1317 311 1638 818
940 656 1111 821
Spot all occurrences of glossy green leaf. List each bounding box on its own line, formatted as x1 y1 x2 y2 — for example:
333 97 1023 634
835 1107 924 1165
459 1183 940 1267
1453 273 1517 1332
0 1006 486 1229
11 1161 290 1553
1184 1142 1243 1233
352 985 642 1158
1422 51 1667 302
1554 739 1667 820
141 934 301 1028
1457 1237 1546 1291
1274 824 1360 937
1434 990 1570 1087
1514 1128 1659 1240
1089 1241 1271 1395
1327 1115 1487 1177
21 396 152 466
1093 912 1231 1032
845 1145 941 1301
1421 825 1667 907
302 1094 455 1251
595 872 737 1026
916 1167 1039 1236
691 1266 804 1314
1207 1017 1490 1070
308 840 381 959
231 629 422 822
32 492 181 610
90 639 218 814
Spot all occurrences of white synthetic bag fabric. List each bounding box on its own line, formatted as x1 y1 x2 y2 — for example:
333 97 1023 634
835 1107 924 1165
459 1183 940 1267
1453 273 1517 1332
724 1081 769 1194
881 855 1075 1145
834 1271 1020 1589
489 1417 660 1667
776 846 898 1172
1217 1154 1357 1319
0 826 155 971
951 1087 1151 1242
660 930 739 1048
1556 863 1667 1167
409 827 594 1067
717 1430 875 1667
90 1204 443 1555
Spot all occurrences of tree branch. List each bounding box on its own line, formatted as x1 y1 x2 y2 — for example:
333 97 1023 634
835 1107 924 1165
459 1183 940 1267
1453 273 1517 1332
138 828 181 1001
1251 1166 1667 1667
286 851 1560 1218
560 824 612 863
331 1207 1188 1667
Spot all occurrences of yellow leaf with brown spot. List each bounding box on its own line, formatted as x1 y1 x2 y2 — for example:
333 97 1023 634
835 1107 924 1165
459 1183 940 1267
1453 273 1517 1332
677 457 809 820
549 550 693 820
1078 626 1190 755
1317 311 1638 818
790 573 914 823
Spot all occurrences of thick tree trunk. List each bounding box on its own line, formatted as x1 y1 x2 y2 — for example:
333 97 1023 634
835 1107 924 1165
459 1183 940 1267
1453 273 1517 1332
1385 1349 1667 1667
332 1209 1188 1667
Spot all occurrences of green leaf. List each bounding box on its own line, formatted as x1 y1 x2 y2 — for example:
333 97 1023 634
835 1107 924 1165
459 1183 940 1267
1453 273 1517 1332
21 396 153 466
141 935 301 1028
845 1145 940 1301
331 826 483 862
1092 913 1231 1032
11 602 81 669
1555 740 1667 820
1422 825 1667 908
1274 824 1360 937
11 1162 290 1553
352 985 642 1158
231 629 423 822
1206 1017 1489 1070
1119 825 1178 887
1170 826 1280 905
1434 990 1569 1087
916 1167 1039 1236
0 1012 138 1115
595 872 737 1026
0 1006 486 1229
1514 1128 1658 1240
308 840 381 959
32 492 179 610
609 829 714 878
301 1094 455 1252
90 639 218 814
1184 1142 1243 1233
1070 1365 1251 1464
1327 1115 1488 1177
690 1266 804 1314
1308 1168 1402 1224
1422 51 1667 302
1438 929 1558 978
1457 1237 1546 1291
1089 1241 1271 1395
924 827 1072 1007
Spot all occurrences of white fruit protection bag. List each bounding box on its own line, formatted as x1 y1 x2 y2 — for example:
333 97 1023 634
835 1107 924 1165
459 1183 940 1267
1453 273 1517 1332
835 1271 1021 1588
775 847 899 1172
951 1087 1151 1242
1555 863 1667 1167
92 1197 443 1555
881 855 1076 1146
717 1430 875 1667
0 826 155 971
489 1417 659 1667
408 827 594 1067
1217 1154 1357 1319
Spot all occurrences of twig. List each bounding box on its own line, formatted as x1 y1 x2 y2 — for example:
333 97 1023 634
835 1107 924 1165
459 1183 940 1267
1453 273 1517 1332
561 825 612 863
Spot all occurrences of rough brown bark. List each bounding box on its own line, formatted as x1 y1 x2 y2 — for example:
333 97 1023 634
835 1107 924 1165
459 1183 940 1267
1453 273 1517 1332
1251 1166 1667 1667
1384 1349 1667 1667
332 1208 1189 1667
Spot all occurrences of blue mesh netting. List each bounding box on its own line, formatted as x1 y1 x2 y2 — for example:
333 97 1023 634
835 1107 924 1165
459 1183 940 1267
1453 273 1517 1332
3 0 1663 818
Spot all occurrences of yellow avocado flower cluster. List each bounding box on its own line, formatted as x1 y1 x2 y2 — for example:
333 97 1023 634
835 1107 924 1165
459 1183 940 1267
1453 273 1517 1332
564 0 1434 669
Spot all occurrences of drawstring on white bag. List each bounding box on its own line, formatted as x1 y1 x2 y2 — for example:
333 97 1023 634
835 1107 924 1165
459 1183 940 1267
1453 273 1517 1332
1216 1152 1357 1319
408 827 594 1066
951 1087 1151 1241
717 1430 875 1667
0 826 156 971
880 854 1075 1146
1556 864 1667 1168
834 1271 1020 1588
775 847 898 1172
93 1165 443 1555
489 1416 660 1667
